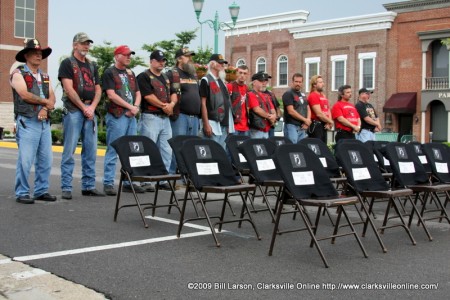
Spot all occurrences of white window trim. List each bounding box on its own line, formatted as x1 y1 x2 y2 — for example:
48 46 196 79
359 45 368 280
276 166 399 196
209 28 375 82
358 52 377 89
304 57 321 92
277 55 289 87
256 57 266 73
236 58 246 68
331 54 347 91
14 0 36 39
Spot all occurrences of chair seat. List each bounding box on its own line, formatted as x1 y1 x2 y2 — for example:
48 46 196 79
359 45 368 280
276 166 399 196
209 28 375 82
132 174 181 182
201 183 256 193
361 188 413 198
407 183 450 193
261 180 285 187
299 195 358 207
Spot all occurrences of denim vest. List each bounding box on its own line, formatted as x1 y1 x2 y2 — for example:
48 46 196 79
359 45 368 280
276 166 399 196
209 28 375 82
12 65 49 118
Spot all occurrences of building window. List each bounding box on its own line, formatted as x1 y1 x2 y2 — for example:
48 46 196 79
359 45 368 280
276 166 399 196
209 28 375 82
331 55 347 91
359 52 376 89
256 57 266 73
304 57 321 92
236 59 246 68
15 0 35 39
277 55 288 86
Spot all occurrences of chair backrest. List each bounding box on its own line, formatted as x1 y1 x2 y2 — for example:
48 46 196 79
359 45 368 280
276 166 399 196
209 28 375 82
298 138 340 178
274 144 338 199
180 139 239 189
168 135 202 175
225 135 251 172
111 135 168 176
384 142 429 186
422 143 450 183
268 136 292 146
238 138 281 183
364 140 392 173
335 142 389 192
408 141 432 174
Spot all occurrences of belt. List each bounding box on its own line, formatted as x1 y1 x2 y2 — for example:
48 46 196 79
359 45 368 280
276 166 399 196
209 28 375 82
148 112 168 118
361 128 375 133
181 113 198 117
337 128 353 133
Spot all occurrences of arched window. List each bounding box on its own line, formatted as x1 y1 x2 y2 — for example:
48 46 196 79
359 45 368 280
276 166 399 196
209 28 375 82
236 59 246 68
277 55 288 86
256 57 266 73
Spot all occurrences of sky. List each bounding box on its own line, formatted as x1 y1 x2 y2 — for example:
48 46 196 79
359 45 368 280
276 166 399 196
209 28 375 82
47 0 407 100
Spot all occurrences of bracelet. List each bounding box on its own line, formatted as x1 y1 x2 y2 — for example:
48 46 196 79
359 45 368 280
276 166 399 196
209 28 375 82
42 107 48 111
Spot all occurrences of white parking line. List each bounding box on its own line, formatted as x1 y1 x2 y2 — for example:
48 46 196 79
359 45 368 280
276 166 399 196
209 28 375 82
14 216 225 262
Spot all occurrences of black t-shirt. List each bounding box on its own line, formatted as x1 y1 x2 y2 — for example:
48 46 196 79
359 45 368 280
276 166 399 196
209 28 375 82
200 76 230 127
282 89 308 126
58 57 99 101
355 100 377 131
167 67 201 115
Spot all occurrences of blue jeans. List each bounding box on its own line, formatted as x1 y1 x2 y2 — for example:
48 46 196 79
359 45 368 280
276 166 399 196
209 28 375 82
15 115 53 198
284 123 308 143
202 125 228 150
169 113 200 174
250 129 269 139
356 129 375 143
61 109 98 191
103 113 137 186
138 113 172 173
232 130 250 136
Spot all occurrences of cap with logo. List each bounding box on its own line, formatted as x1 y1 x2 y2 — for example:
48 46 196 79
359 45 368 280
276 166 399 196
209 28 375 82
209 54 228 64
251 71 272 81
175 47 196 58
73 32 93 44
150 50 167 62
15 39 52 63
114 45 135 56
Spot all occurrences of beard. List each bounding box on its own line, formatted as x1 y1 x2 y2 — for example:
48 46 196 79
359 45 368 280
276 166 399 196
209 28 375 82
181 61 196 76
219 70 226 81
316 87 323 93
261 86 267 92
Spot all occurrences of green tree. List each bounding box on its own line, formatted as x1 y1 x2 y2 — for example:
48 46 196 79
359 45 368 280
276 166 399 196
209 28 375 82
50 107 64 124
192 46 213 65
142 29 199 67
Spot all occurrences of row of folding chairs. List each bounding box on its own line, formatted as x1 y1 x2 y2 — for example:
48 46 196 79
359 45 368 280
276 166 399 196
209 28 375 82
110 135 450 268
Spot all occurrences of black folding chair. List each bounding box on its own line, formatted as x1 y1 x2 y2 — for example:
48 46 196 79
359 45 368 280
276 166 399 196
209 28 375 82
409 141 432 175
268 136 292 146
168 135 203 217
238 139 284 222
384 142 449 232
177 139 261 247
335 142 419 251
270 144 368 268
225 135 251 182
111 135 181 228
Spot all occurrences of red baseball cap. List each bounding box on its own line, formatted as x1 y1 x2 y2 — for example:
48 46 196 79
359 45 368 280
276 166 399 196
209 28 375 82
114 45 135 56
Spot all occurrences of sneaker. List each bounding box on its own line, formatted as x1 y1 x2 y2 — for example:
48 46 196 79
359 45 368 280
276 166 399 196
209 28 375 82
81 189 105 197
62 191 72 200
122 184 145 193
104 185 117 196
141 183 155 192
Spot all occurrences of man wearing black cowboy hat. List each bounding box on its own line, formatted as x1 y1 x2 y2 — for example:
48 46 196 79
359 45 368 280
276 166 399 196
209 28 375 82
10 39 57 204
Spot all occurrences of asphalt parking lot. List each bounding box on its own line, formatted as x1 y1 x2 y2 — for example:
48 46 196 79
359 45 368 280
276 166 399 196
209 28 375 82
0 143 449 299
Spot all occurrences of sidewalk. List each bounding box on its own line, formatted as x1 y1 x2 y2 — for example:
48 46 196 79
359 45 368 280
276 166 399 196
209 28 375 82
0 255 106 300
0 140 106 156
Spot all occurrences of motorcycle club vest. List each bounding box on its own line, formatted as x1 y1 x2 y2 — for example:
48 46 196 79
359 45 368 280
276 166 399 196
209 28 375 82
12 65 50 119
105 67 137 118
248 91 270 131
142 70 170 114
62 56 96 112
169 68 182 120
205 74 225 122
230 81 247 124
291 89 308 126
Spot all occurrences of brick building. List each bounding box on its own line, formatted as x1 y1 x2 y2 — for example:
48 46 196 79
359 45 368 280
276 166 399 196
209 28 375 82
224 0 450 143
0 0 49 133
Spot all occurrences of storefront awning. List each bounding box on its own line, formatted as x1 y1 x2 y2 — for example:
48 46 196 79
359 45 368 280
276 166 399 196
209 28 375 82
383 92 417 114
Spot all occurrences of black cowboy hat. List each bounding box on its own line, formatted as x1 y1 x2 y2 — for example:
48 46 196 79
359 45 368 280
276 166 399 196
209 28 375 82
15 39 52 63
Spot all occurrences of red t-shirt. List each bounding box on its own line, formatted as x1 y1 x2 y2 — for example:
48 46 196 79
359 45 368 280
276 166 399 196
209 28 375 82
308 91 330 121
248 91 274 132
227 82 249 131
331 100 360 131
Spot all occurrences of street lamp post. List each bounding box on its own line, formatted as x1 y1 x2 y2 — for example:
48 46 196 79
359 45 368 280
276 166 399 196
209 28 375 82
192 0 240 53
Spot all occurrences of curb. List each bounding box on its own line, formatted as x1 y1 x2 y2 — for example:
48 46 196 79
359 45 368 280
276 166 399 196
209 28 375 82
0 141 106 156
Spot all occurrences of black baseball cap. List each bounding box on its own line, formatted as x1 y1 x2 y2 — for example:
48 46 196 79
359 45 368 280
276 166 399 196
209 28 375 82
150 50 167 62
175 47 195 58
209 54 228 64
359 88 373 94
